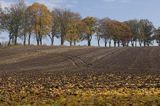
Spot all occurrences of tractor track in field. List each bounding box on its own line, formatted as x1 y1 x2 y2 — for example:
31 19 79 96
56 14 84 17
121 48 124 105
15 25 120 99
0 46 160 73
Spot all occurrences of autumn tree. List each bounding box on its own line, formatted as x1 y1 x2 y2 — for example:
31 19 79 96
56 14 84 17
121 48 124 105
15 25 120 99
25 7 34 45
11 0 27 45
76 20 89 44
1 8 13 45
1 0 26 45
125 20 140 47
27 3 52 45
18 0 27 45
95 25 101 47
54 9 77 45
65 12 81 46
98 18 112 47
66 24 78 46
139 19 155 46
95 19 103 47
0 5 3 32
104 20 120 47
154 27 160 46
120 23 132 47
47 10 59 46
66 23 78 46
82 17 96 46
105 20 132 47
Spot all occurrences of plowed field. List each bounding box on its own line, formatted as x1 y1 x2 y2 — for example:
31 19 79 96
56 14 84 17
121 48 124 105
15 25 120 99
0 46 160 105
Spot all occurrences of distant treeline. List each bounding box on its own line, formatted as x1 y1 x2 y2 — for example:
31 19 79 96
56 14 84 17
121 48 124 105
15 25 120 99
0 0 160 47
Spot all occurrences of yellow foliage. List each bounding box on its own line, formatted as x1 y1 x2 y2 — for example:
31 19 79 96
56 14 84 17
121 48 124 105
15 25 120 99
26 3 52 36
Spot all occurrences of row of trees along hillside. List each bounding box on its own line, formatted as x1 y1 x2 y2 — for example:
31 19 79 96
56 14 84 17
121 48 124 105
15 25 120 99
0 0 160 47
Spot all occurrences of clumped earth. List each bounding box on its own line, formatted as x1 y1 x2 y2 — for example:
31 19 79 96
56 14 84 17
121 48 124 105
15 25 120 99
0 46 160 106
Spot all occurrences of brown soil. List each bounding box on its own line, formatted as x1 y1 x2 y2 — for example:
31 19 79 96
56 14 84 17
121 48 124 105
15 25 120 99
0 46 160 105
0 46 160 73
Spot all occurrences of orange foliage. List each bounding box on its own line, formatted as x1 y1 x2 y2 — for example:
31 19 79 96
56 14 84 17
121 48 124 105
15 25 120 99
26 3 52 37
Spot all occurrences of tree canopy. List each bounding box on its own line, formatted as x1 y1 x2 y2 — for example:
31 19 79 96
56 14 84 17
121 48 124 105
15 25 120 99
0 0 160 47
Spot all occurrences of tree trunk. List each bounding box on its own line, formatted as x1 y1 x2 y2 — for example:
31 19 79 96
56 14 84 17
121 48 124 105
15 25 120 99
87 35 92 46
114 41 116 47
8 36 11 46
118 41 120 47
14 35 18 45
28 32 31 46
36 35 39 46
8 33 12 46
70 41 72 46
109 40 111 47
144 42 146 46
139 41 142 47
122 42 125 47
74 41 76 46
104 39 107 47
131 41 134 47
61 36 64 46
98 39 100 47
88 40 91 46
23 33 26 46
40 37 42 45
51 36 54 46
97 37 100 47
37 39 39 46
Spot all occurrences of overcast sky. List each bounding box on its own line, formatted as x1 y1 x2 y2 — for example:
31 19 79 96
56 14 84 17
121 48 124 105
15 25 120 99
0 0 160 45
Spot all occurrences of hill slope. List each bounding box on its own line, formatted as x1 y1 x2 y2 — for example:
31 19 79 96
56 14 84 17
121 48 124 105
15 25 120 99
0 46 160 73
